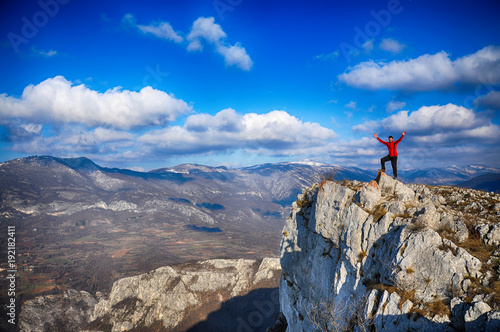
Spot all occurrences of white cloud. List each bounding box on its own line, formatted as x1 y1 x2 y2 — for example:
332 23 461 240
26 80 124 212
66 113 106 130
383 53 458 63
138 109 336 155
386 100 406 112
460 124 500 140
217 43 253 71
380 104 488 132
8 103 500 169
187 17 253 71
123 13 183 43
379 38 405 53
185 108 243 132
339 45 500 91
187 17 226 50
351 120 378 133
138 22 183 43
122 14 252 71
92 127 135 142
0 76 192 129
354 103 500 143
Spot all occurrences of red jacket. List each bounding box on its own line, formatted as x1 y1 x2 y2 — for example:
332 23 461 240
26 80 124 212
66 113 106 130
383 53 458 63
377 134 404 157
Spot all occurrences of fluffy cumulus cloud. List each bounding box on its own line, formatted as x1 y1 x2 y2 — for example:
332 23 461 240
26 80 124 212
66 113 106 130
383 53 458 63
187 17 253 71
354 103 500 143
338 45 500 91
216 43 253 71
187 17 226 51
0 76 192 129
185 108 243 132
138 109 336 156
2 77 337 163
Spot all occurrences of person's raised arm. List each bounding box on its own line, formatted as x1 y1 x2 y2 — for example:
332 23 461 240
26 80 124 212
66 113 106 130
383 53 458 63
395 131 406 143
374 133 387 145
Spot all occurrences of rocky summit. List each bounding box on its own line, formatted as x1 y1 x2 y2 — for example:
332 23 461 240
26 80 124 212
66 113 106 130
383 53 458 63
279 172 500 332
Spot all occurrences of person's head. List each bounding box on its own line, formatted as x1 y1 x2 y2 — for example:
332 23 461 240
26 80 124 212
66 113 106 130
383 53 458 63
388 135 394 142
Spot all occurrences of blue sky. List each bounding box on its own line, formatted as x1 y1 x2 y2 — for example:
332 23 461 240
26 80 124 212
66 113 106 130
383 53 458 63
1 0 499 171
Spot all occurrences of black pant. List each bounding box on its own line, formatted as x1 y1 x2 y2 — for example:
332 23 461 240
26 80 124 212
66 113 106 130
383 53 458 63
381 155 398 177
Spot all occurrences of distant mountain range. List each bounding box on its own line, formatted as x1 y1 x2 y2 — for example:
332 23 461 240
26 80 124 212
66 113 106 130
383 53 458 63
0 156 497 236
0 157 498 224
0 156 371 223
457 173 500 193
0 157 498 212
400 164 500 189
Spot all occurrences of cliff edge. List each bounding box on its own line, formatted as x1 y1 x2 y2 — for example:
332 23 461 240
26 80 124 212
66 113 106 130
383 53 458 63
19 258 281 332
280 172 500 331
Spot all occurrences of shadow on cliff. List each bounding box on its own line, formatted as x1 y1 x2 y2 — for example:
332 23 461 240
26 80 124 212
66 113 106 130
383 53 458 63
186 287 280 332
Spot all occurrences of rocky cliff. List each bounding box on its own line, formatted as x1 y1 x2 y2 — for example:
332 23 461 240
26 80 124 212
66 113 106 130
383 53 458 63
279 172 500 331
19 257 281 332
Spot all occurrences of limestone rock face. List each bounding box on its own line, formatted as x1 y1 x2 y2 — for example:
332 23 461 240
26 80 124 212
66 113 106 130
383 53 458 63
90 258 281 331
19 289 97 332
19 258 281 332
280 173 500 332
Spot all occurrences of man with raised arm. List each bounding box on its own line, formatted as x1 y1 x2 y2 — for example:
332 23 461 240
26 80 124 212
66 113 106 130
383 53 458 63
373 131 406 179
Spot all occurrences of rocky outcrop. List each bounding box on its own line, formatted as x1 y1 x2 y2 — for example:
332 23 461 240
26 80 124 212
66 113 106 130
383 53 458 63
19 258 281 332
19 289 97 332
280 172 500 331
90 257 281 331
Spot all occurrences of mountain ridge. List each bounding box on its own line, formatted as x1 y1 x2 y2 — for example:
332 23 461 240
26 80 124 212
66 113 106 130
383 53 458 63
3 155 499 186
